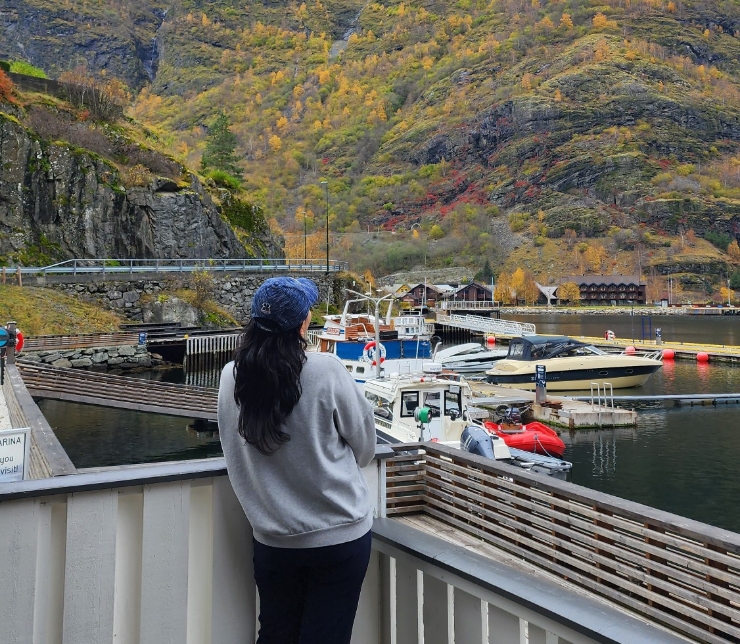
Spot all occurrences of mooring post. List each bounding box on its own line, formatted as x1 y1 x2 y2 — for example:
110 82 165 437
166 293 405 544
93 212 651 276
6 321 16 365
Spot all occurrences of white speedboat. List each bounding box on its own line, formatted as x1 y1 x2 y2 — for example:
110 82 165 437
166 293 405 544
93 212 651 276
364 366 572 478
432 342 508 373
486 335 662 391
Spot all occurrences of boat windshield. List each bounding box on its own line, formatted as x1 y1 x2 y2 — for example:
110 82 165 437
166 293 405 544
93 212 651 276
507 337 608 360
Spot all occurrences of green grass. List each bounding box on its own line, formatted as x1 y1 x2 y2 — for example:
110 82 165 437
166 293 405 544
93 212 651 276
0 285 122 335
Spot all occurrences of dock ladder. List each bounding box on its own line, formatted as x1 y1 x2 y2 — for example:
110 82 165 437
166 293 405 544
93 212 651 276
590 381 614 427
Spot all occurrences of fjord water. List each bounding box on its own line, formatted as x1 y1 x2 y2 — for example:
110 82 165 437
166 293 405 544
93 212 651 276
39 313 740 532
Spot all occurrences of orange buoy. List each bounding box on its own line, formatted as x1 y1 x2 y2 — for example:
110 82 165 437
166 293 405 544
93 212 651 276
662 348 675 360
486 335 496 346
625 346 636 355
697 352 710 363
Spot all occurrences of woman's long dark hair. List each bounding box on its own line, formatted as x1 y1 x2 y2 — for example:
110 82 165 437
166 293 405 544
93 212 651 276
232 318 307 455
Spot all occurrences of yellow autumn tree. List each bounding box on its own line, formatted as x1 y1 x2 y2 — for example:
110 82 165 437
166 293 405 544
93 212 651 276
558 282 581 304
585 245 607 272
494 272 513 304
510 267 526 300
268 134 282 153
592 12 608 29
728 239 740 261
519 270 538 305
559 13 573 29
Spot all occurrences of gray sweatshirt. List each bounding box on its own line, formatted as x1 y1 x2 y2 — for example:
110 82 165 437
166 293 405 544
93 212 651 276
217 352 377 548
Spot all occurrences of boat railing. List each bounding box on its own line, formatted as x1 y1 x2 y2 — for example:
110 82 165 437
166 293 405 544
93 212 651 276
383 442 740 644
0 447 713 643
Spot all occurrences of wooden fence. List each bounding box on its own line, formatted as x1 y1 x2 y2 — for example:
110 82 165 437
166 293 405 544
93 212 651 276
384 443 740 644
23 332 141 352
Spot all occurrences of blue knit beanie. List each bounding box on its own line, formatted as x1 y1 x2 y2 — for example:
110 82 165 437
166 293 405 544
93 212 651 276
251 277 319 332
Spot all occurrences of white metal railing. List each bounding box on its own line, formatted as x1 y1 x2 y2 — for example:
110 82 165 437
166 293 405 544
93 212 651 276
13 258 348 276
0 451 693 644
437 300 499 310
435 313 536 336
306 329 321 346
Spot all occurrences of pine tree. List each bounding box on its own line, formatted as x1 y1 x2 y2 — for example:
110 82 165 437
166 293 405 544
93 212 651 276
200 112 241 177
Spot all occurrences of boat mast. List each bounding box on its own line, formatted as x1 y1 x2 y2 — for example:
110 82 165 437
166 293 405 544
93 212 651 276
347 289 393 379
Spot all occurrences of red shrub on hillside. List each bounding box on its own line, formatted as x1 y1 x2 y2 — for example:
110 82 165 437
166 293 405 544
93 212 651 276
0 70 17 104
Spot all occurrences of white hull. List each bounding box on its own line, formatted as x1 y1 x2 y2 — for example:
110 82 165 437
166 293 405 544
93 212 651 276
493 373 655 391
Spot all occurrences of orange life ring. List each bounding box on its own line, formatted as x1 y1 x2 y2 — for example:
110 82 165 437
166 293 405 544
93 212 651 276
362 341 386 366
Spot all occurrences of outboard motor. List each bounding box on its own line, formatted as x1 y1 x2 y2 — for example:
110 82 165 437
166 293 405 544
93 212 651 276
461 425 495 459
508 406 521 424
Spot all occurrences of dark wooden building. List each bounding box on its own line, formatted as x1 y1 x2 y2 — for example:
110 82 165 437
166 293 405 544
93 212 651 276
563 275 646 305
402 284 443 308
444 282 494 303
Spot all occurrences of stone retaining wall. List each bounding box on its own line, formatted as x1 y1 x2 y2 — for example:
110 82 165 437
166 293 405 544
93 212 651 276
49 274 340 323
22 345 163 370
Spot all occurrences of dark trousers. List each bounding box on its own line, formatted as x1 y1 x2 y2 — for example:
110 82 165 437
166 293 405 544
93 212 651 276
253 531 372 644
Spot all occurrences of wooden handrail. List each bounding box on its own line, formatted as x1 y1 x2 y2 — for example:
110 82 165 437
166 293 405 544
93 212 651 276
384 442 740 644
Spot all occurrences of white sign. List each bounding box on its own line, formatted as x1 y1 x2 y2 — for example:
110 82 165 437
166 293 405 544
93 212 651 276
0 427 30 483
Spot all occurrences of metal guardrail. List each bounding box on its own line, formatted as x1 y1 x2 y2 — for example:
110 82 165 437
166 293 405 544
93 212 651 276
13 258 348 276
385 442 740 644
435 313 536 336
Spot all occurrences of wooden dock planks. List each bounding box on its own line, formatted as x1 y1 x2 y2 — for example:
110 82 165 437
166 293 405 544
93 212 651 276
17 361 217 421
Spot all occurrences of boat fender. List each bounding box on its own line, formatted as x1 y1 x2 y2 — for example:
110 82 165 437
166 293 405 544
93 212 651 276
461 425 496 459
362 341 386 366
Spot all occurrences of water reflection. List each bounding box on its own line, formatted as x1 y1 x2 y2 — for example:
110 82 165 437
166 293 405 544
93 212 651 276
508 312 740 346
566 404 740 532
34 340 740 533
38 399 221 469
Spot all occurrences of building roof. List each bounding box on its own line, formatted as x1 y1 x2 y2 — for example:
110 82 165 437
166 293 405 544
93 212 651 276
563 275 645 286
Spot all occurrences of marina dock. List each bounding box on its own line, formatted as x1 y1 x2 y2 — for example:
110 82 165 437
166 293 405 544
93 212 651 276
17 360 218 421
469 381 638 428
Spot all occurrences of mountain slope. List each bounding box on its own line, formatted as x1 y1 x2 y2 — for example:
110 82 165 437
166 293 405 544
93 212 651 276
3 0 740 288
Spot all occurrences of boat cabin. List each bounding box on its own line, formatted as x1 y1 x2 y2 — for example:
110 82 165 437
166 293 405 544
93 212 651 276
507 335 607 361
364 373 472 444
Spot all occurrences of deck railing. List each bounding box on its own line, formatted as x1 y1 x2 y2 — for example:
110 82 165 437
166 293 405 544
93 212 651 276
0 450 697 644
384 443 740 644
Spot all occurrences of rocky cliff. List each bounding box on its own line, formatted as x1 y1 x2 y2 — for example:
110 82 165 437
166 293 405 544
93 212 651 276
0 108 273 263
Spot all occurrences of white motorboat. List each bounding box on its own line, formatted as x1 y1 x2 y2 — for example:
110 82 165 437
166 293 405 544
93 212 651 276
432 342 508 373
364 366 572 478
486 335 662 391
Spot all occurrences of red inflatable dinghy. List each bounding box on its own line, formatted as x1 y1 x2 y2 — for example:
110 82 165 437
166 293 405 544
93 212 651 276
482 421 565 457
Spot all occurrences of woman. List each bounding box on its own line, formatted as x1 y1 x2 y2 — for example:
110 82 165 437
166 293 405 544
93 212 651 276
217 276 377 644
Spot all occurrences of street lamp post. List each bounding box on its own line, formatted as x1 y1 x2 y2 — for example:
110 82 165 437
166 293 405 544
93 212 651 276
299 210 307 262
728 278 732 307
321 180 329 274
